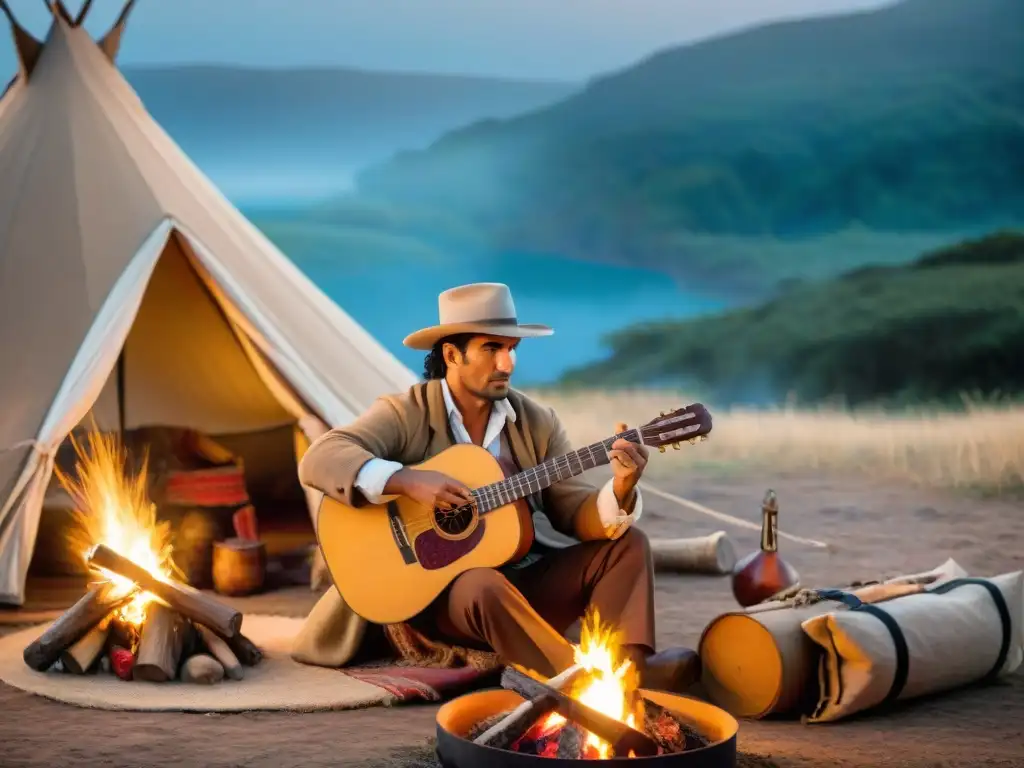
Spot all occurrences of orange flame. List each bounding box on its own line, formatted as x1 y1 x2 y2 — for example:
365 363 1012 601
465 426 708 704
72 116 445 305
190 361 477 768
56 428 179 626
541 607 642 759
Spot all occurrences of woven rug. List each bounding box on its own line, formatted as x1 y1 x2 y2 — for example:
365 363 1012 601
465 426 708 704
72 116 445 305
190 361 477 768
342 662 497 703
0 614 396 712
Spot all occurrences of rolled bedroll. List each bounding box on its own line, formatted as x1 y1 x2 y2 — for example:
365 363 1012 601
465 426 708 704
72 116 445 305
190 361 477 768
697 558 970 719
649 530 737 575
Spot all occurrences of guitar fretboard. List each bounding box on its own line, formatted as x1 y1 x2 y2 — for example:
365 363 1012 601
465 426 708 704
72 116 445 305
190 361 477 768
472 428 642 514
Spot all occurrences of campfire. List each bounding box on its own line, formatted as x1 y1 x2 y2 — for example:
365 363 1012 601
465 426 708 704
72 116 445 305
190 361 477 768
22 430 262 683
467 610 713 761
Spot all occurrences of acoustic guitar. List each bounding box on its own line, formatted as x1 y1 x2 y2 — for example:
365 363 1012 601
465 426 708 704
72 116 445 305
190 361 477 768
316 404 713 624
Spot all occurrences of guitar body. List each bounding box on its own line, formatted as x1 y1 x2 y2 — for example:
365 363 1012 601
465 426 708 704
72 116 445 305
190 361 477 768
315 401 713 625
316 444 530 624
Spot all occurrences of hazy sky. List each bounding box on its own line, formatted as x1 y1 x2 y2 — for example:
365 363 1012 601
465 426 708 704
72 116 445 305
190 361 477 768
3 0 894 81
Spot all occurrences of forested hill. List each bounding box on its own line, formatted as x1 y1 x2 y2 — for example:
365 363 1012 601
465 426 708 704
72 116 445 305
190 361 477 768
559 231 1024 407
357 0 1024 292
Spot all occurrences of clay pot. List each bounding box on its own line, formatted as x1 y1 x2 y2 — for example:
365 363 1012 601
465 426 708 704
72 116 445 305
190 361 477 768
731 490 800 607
212 538 266 596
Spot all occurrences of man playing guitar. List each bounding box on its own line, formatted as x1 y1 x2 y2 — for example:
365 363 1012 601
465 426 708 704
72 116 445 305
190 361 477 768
300 282 701 691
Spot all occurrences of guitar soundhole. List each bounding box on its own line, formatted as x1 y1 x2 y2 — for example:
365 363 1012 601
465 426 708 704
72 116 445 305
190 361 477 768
433 503 475 537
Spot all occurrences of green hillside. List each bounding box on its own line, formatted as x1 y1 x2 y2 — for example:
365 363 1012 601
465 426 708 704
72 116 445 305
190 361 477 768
357 0 1024 295
559 231 1024 407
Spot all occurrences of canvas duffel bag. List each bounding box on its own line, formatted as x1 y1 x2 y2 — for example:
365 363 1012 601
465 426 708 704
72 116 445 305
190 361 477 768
802 570 1023 723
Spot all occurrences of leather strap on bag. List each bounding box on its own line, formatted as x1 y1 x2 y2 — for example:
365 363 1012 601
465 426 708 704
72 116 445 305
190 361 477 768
814 577 1012 705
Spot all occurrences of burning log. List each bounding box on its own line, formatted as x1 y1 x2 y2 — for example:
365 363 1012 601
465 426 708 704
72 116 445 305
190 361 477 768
23 582 137 671
224 630 263 666
87 543 242 638
195 624 244 680
510 713 563 758
61 613 115 674
133 603 186 682
556 723 585 759
500 666 660 757
475 692 557 750
642 699 711 753
107 615 140 654
473 664 584 749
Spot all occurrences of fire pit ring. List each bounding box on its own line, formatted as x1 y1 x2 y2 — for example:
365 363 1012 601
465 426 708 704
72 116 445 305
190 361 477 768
436 688 739 767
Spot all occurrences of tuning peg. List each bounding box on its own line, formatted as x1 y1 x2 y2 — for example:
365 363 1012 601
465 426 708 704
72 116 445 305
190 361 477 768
672 442 680 450
659 445 666 453
660 411 667 417
700 435 708 442
689 438 697 445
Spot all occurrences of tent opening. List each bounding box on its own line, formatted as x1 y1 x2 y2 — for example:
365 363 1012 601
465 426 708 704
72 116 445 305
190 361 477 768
28 230 323 590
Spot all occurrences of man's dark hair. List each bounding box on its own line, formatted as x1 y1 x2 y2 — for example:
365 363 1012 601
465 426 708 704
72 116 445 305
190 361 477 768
423 333 475 380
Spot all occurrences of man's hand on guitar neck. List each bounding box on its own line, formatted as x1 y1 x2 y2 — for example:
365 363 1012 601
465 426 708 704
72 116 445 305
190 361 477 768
385 468 474 510
608 420 650 510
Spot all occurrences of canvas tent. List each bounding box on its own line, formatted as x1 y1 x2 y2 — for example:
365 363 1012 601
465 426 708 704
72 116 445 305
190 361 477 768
0 1 417 604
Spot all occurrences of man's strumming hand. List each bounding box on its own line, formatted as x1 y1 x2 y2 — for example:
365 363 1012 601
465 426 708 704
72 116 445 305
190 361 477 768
608 421 649 508
385 468 474 510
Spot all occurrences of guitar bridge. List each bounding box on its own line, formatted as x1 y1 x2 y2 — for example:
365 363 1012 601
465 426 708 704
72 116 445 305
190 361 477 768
387 501 417 565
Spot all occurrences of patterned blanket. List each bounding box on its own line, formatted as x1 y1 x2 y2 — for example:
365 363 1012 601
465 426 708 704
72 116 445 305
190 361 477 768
340 623 503 702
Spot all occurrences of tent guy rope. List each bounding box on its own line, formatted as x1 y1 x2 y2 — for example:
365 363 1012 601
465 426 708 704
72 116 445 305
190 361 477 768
639 482 833 550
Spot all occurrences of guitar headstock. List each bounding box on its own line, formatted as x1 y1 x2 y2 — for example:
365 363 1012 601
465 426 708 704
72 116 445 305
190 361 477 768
639 403 713 453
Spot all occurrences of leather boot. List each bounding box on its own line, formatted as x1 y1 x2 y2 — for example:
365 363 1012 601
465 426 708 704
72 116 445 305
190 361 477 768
631 646 702 693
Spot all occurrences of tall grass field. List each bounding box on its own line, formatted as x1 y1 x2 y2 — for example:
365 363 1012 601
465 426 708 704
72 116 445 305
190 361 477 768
533 390 1024 496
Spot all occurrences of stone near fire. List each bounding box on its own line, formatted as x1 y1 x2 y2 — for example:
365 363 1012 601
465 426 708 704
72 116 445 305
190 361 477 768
181 654 225 685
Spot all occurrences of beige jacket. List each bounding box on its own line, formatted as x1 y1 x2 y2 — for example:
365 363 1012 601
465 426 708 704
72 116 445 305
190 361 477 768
290 379 616 668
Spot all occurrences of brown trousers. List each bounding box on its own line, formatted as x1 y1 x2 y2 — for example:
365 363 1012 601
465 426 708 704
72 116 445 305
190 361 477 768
418 528 656 678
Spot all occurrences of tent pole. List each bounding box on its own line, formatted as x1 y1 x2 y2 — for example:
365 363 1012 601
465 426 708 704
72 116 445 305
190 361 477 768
116 350 125 440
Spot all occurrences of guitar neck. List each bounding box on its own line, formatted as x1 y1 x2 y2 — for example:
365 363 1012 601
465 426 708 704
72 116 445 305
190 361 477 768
474 428 642 514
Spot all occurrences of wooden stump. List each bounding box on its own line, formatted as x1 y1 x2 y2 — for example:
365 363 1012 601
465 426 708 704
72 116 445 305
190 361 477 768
61 615 114 674
133 603 186 682
212 538 266 596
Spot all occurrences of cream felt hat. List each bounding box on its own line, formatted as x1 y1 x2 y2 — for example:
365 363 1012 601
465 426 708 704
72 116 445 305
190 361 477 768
403 282 554 350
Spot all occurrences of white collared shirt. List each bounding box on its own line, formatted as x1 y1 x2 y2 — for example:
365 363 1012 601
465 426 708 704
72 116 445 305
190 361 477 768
353 380 641 537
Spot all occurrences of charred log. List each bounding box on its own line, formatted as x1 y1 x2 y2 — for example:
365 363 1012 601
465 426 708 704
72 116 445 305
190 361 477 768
23 582 136 671
500 666 659 757
87 544 241 637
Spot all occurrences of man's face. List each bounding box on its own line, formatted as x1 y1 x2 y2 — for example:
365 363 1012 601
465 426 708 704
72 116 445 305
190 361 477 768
446 334 519 401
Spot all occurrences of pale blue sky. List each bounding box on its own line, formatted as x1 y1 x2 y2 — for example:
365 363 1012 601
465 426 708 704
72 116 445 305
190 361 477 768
3 0 893 81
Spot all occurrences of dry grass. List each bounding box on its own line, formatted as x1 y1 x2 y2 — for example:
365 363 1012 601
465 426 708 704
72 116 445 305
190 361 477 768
529 389 1024 495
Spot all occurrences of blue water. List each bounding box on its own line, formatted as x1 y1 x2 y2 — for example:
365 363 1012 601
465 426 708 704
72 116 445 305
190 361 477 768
235 179 725 384
287 247 724 385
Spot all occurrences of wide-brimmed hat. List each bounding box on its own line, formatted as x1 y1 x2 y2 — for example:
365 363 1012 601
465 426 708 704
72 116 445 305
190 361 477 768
402 282 553 350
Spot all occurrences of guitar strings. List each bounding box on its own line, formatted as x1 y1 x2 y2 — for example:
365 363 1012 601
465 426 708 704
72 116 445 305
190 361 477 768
394 423 700 537
392 446 614 538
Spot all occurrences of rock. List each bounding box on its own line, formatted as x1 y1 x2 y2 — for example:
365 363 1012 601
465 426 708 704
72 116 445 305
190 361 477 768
181 654 225 684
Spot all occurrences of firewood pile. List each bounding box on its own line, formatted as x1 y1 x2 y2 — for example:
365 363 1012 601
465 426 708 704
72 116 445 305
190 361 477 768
470 666 710 759
22 544 262 684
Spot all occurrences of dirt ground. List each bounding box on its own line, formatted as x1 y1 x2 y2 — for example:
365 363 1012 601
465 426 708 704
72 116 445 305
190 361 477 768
2 468 1023 768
